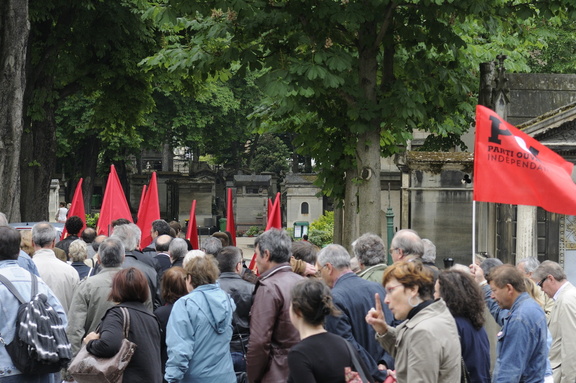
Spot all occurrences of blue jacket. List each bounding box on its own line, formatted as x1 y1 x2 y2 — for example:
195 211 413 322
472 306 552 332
482 284 553 380
165 283 236 383
0 261 67 379
492 292 548 383
454 316 491 383
326 272 394 382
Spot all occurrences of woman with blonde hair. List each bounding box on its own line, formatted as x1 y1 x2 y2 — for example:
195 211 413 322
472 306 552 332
366 260 461 382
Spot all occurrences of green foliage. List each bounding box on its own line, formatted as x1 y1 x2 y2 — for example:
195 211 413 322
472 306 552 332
85 213 99 228
307 211 334 247
245 226 264 237
251 134 291 176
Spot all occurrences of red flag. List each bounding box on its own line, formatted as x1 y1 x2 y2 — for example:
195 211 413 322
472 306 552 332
137 185 147 221
226 188 237 246
137 173 160 249
186 200 199 250
250 193 282 270
60 178 86 240
97 165 133 235
267 198 273 217
266 192 282 230
474 105 576 215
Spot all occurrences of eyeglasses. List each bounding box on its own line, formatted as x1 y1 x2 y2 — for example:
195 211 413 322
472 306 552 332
385 284 403 295
389 248 398 255
537 276 548 288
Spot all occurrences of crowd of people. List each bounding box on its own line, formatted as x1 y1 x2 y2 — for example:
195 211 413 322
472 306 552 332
0 211 575 383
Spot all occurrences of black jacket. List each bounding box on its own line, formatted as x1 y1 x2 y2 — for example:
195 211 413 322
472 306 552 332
218 272 254 353
87 302 162 383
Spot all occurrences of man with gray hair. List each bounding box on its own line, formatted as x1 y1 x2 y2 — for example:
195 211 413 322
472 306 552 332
389 229 424 263
169 237 188 268
352 233 387 283
532 260 576 382
247 229 303 383
201 236 223 256
66 236 127 356
317 244 394 382
32 222 79 314
113 223 160 309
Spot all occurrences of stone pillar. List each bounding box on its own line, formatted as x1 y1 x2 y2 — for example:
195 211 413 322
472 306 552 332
516 205 538 261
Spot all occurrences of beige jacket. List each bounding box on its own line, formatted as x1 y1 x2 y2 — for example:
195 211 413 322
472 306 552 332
549 281 576 383
377 299 461 383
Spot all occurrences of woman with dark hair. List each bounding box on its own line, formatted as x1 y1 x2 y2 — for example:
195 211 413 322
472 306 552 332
287 278 374 383
366 260 461 383
164 255 236 383
83 267 162 382
435 270 491 383
154 267 189 381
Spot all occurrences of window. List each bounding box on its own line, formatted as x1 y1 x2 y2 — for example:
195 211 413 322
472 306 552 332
301 202 309 214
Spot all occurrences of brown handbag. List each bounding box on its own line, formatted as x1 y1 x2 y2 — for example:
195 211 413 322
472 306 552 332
68 307 137 383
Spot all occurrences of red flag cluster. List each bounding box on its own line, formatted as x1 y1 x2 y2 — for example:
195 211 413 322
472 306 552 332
474 105 576 215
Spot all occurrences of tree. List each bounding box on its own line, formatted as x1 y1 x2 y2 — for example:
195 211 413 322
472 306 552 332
0 0 29 221
250 133 291 176
22 0 159 219
142 0 576 239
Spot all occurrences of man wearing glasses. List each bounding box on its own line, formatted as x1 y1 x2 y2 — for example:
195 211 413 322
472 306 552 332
531 261 576 383
316 244 395 382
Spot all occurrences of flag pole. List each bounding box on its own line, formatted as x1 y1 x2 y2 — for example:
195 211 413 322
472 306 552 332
472 200 476 266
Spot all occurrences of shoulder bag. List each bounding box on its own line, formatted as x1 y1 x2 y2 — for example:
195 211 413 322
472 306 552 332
68 306 137 383
343 340 370 383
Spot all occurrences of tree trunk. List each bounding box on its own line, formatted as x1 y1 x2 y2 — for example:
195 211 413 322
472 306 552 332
79 139 100 213
0 0 29 221
343 167 358 253
333 203 343 245
20 83 57 222
357 21 382 236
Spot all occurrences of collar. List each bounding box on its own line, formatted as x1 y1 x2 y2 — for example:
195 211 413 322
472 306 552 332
333 270 355 287
510 291 530 312
219 272 241 279
259 263 292 281
554 281 570 301
0 260 19 268
358 263 386 276
407 299 434 320
33 248 57 258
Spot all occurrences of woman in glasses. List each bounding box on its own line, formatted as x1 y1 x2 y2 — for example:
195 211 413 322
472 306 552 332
365 260 461 383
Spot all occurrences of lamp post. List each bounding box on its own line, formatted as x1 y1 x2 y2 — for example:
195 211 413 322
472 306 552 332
386 183 395 265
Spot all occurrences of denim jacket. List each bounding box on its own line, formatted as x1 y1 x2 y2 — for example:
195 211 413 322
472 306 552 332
482 285 553 380
492 292 548 383
0 261 67 378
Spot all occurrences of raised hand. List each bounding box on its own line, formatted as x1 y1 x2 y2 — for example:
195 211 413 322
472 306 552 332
365 292 388 335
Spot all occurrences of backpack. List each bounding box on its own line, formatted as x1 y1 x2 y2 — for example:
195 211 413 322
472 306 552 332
0 272 72 374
